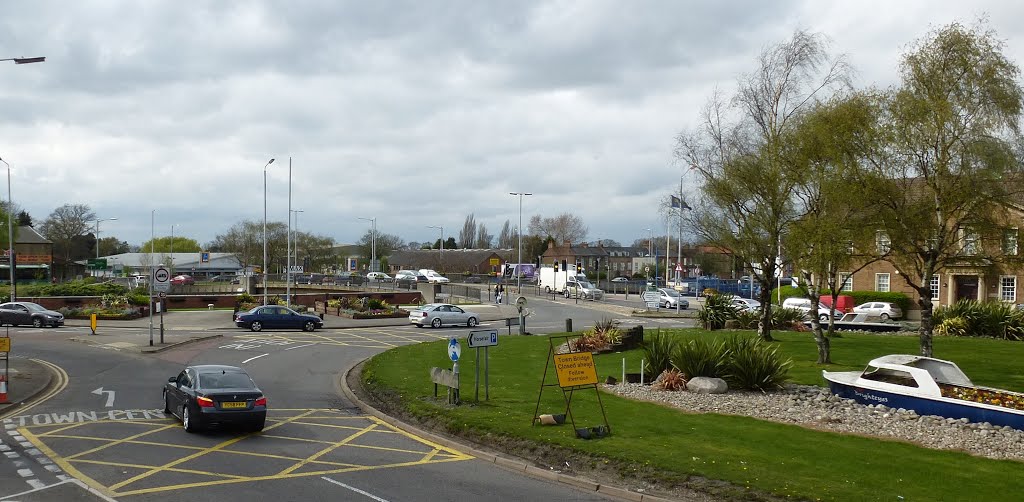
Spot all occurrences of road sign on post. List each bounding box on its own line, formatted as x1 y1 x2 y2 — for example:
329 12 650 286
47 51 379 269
468 330 497 401
153 267 171 293
87 259 107 270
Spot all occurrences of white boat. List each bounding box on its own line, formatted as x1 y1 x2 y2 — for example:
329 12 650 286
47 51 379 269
822 354 1024 429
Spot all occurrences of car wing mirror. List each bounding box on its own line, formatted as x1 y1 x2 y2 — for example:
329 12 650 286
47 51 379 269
168 376 178 384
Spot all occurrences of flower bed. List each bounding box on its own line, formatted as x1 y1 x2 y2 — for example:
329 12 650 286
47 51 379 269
940 384 1024 411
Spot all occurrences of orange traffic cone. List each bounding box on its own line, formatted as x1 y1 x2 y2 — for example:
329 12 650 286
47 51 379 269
0 374 8 404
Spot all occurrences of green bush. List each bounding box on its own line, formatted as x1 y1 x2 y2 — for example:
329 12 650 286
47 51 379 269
722 335 793 391
697 294 740 330
933 300 1024 341
641 331 678 377
19 279 128 297
670 336 728 379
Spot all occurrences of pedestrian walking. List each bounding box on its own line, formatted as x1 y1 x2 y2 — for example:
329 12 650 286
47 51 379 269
495 283 504 304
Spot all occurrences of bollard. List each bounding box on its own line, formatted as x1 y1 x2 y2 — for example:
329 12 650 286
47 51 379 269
565 318 572 332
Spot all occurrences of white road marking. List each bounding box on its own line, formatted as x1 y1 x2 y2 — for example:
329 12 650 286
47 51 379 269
284 343 316 351
16 468 33 477
0 479 118 502
321 476 392 502
27 479 46 489
91 387 116 407
242 353 269 364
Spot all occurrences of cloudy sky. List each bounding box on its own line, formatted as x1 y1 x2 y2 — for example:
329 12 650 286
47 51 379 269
2 1 1022 250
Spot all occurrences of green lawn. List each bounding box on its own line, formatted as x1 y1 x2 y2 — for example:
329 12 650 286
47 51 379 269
362 329 1024 501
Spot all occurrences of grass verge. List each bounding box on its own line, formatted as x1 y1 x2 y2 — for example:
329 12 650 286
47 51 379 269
361 328 1023 501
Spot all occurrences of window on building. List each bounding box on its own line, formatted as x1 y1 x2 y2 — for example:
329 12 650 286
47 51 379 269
1004 228 1019 256
876 232 891 254
838 273 853 292
930 275 940 301
960 227 979 255
1001 276 1016 302
875 273 890 292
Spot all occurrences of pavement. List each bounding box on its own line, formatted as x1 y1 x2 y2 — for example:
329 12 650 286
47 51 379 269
0 358 55 418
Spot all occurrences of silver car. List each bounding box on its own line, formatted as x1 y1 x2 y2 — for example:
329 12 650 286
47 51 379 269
852 302 903 320
657 288 689 309
409 303 480 328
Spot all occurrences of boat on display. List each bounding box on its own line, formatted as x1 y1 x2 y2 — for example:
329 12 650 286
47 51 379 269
805 313 902 332
822 354 1024 430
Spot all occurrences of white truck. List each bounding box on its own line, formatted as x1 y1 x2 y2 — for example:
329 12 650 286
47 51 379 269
537 266 604 300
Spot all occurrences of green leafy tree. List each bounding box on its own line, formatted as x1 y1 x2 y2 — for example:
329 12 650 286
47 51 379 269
855 21 1024 357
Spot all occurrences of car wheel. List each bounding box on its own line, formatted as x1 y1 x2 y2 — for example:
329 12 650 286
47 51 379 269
32 318 43 328
880 313 890 321
431 318 442 328
819 314 829 322
183 405 202 433
544 286 550 293
163 392 171 414
467 317 478 327
250 321 263 332
303 321 316 332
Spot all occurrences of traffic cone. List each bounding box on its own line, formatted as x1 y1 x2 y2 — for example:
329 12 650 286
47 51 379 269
0 374 8 404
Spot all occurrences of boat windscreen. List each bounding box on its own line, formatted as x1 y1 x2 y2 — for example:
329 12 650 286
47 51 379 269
861 365 919 388
908 359 973 387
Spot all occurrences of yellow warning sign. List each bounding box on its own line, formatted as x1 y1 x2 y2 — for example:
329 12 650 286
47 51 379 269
553 352 598 387
0 337 9 352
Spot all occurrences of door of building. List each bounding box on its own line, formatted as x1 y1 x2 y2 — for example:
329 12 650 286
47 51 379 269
954 275 979 302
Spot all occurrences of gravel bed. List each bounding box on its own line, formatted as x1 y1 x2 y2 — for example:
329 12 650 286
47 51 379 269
605 383 1024 461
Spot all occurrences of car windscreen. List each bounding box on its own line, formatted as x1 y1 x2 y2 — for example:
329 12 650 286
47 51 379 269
24 303 49 312
661 289 679 297
199 372 256 389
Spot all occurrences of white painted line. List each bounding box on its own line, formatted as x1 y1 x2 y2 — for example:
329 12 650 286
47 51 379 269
56 474 71 481
321 477 391 502
27 479 46 489
242 353 269 364
44 464 60 472
36 457 53 465
26 448 41 456
0 479 117 502
284 343 316 351
0 444 9 451
17 468 33 477
4 451 18 458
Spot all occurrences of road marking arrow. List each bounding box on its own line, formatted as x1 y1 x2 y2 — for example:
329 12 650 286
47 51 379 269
91 387 116 407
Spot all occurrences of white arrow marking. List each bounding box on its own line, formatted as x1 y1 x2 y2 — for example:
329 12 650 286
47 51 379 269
91 387 116 408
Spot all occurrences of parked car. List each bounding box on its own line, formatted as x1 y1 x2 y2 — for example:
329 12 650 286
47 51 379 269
163 364 267 432
464 276 483 284
611 276 630 283
209 274 238 283
781 297 842 322
426 274 450 284
394 270 419 283
408 303 480 328
320 275 337 285
852 302 903 321
366 272 391 282
171 274 195 285
657 288 689 309
565 278 604 300
337 271 366 286
233 305 323 332
0 301 65 328
730 297 762 312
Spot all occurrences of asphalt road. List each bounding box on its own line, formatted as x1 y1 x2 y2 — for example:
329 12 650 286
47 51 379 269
0 301 665 502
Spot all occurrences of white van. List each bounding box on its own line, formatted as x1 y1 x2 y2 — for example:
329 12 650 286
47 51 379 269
781 297 841 322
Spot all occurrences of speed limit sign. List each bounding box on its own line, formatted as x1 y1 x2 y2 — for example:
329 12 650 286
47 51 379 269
153 267 171 293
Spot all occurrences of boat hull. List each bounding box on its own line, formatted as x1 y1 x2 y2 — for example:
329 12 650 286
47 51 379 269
826 379 1024 430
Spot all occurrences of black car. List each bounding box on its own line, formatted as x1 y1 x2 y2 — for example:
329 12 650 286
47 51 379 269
163 365 267 433
337 271 366 286
234 305 323 332
0 301 65 328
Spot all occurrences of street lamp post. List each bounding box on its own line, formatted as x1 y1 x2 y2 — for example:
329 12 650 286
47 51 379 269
262 158 275 305
359 217 376 272
0 157 13 299
287 209 303 307
169 223 178 274
427 225 443 269
1 56 43 299
94 217 118 277
509 192 532 293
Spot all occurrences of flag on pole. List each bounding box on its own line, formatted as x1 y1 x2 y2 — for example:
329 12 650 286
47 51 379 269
670 195 681 208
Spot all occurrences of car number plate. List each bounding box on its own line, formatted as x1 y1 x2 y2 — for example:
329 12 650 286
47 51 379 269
221 401 247 409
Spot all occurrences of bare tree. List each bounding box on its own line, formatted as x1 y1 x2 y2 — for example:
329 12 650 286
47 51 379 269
676 30 849 341
497 220 514 248
527 213 588 244
475 224 492 248
40 204 96 279
458 214 477 249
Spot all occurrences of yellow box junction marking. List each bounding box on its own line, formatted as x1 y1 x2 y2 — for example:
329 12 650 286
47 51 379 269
18 409 472 497
553 352 599 387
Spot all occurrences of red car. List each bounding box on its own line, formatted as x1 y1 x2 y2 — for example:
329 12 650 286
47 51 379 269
171 274 195 285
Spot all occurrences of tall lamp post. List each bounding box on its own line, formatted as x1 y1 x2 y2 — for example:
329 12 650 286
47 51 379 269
262 158 275 305
509 192 532 293
1 56 43 299
168 223 178 274
675 177 691 313
287 209 303 307
94 217 118 277
1 157 13 298
359 217 376 272
427 225 443 269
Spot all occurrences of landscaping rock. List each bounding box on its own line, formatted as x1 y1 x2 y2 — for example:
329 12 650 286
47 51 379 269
687 377 728 394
